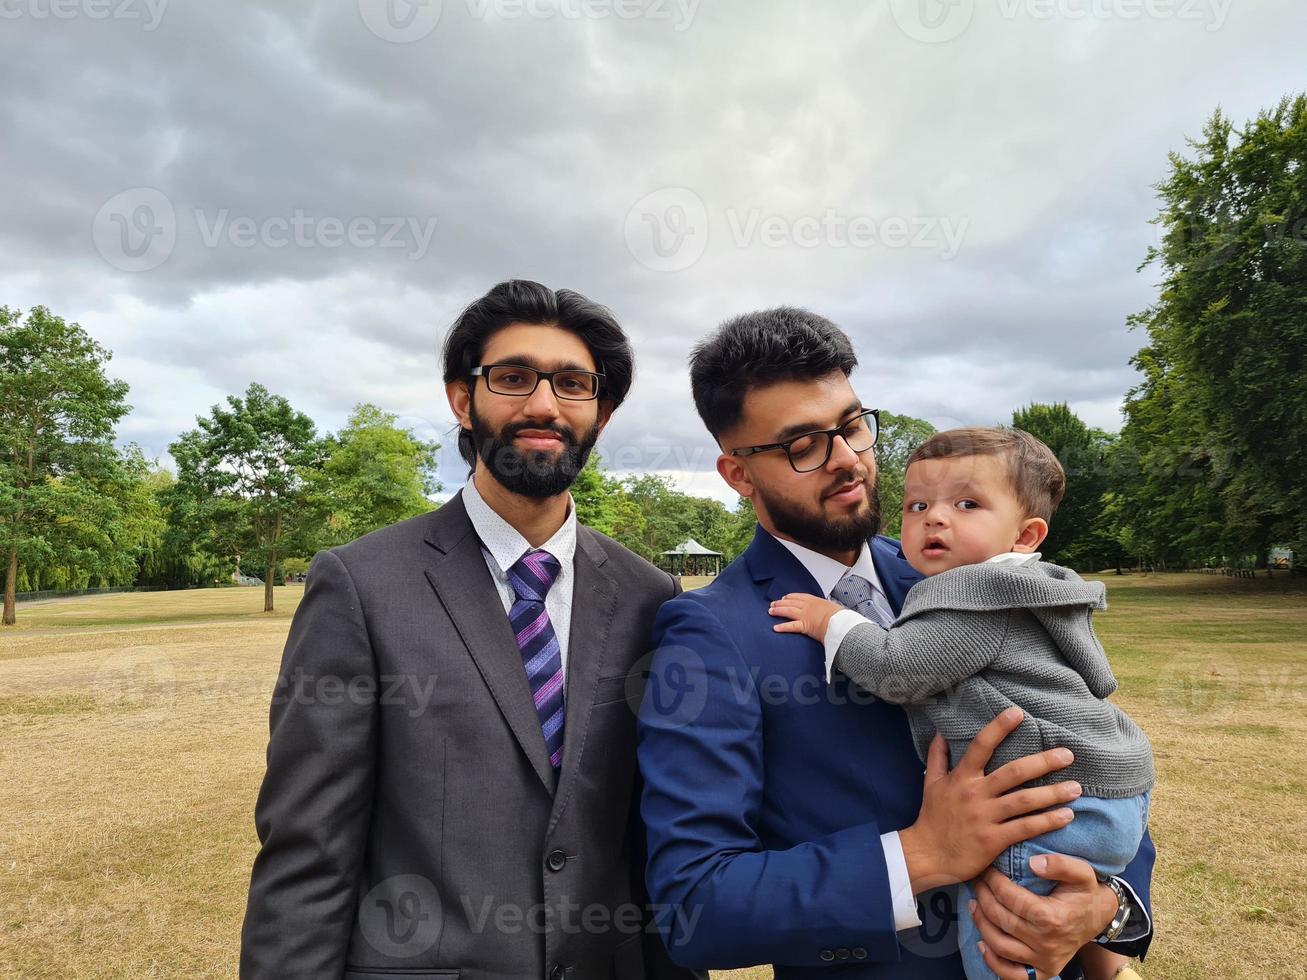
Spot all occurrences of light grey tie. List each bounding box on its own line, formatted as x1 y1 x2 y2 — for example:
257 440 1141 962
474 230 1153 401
831 571 896 627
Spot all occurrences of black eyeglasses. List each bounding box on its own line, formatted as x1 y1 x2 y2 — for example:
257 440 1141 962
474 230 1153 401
471 363 605 401
730 409 879 473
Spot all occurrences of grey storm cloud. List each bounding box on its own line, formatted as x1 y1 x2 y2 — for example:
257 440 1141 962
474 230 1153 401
1 0 1304 501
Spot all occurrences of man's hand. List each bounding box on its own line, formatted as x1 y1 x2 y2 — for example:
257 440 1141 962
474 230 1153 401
969 854 1120 979
769 593 845 642
899 709 1082 894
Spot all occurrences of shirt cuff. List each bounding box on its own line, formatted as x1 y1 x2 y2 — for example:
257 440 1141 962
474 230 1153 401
1102 875 1152 944
880 831 923 932
823 609 876 683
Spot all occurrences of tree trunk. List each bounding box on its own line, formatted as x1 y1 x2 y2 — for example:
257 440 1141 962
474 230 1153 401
3 545 17 626
264 511 282 612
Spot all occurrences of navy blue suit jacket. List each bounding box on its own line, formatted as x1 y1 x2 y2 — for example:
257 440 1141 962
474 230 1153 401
637 526 1154 978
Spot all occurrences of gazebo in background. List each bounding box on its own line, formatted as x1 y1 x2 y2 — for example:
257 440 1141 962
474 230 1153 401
662 538 722 578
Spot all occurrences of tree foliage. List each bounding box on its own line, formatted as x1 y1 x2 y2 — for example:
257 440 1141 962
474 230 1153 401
0 306 133 624
310 403 440 546
875 410 936 539
570 456 755 565
1118 95 1307 565
169 383 326 612
1011 403 1116 570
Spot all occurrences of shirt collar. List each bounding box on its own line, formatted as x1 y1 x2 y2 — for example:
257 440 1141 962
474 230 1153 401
985 551 1042 566
768 530 886 599
461 474 578 579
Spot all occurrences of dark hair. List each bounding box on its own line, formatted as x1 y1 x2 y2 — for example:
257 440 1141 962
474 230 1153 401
689 307 858 439
907 426 1067 522
441 279 634 467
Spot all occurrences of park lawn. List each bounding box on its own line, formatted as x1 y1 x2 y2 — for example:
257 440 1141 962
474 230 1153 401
1 573 1305 978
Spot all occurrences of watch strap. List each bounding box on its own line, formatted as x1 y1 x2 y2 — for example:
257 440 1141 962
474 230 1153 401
1094 875 1131 943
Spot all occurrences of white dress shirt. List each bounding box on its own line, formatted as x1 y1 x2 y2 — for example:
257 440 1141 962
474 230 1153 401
462 476 578 692
984 550 1042 566
767 531 920 932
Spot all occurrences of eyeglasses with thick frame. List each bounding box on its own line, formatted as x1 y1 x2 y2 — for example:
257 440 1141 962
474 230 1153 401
470 363 606 401
730 408 880 473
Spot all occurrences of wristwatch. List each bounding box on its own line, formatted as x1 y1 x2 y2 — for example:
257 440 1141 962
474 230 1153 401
1094 875 1132 943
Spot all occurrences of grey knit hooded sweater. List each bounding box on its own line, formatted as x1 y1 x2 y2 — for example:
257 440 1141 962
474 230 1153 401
835 560 1154 798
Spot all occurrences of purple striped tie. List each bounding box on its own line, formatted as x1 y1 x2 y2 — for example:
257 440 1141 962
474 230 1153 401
501 548 566 773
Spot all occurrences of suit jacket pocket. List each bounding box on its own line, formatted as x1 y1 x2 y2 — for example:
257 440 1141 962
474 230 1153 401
344 970 460 980
592 673 634 707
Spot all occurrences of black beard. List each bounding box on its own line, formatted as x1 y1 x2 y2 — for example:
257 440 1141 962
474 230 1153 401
469 405 600 499
758 476 882 555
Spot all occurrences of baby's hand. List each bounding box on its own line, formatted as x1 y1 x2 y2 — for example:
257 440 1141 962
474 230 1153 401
768 593 844 642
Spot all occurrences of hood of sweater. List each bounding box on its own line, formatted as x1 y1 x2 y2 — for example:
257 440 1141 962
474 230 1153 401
897 561 1116 698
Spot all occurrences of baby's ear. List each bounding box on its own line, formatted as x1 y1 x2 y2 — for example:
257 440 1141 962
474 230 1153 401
1013 517 1048 552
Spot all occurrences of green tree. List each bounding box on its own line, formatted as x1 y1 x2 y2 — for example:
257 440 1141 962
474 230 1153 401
170 383 326 612
617 474 753 567
135 467 232 589
724 496 758 558
683 495 734 562
311 404 440 545
875 410 936 539
619 473 688 561
1121 95 1307 564
571 455 647 545
86 444 167 588
281 557 311 579
1011 403 1115 570
1111 353 1226 569
573 458 753 567
0 306 132 625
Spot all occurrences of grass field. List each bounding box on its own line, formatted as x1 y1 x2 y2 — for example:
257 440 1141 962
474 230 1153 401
2 572 1305 978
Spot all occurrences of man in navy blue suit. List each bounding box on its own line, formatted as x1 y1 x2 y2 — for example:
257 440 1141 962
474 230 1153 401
636 308 1154 980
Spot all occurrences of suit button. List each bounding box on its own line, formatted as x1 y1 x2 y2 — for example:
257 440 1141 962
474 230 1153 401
852 947 867 960
550 966 566 980
836 948 850 960
819 950 835 962
546 850 567 872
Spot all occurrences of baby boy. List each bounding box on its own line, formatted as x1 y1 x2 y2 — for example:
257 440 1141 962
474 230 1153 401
769 427 1154 980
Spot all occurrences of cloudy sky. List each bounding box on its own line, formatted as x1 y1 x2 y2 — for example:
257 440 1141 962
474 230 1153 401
3 0 1304 503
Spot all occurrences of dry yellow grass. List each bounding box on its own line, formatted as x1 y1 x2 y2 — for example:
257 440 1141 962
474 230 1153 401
1 587 299 979
1 573 1305 978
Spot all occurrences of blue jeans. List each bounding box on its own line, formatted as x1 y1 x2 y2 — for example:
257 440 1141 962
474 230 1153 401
958 791 1151 980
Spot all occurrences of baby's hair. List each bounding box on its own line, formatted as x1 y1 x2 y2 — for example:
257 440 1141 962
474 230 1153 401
906 427 1066 522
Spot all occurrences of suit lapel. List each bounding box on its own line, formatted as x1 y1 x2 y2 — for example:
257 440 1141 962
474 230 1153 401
744 524 823 601
549 527 618 827
423 492 555 793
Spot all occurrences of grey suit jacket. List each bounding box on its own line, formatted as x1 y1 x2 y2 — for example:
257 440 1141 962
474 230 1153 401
240 490 699 980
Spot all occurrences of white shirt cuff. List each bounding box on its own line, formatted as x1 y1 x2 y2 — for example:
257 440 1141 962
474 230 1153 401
1106 875 1152 943
823 609 877 683
880 831 922 932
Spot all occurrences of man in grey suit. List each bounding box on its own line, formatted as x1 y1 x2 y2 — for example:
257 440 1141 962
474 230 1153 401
241 280 699 980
